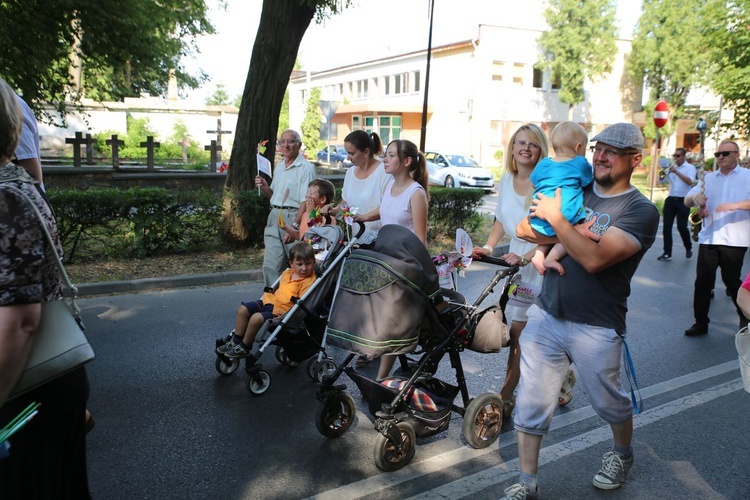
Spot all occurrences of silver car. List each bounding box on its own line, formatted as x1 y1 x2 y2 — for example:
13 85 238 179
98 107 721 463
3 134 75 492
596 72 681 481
425 152 495 192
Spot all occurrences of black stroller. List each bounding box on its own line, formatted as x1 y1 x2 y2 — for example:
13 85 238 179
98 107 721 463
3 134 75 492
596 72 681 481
213 223 364 395
314 224 518 471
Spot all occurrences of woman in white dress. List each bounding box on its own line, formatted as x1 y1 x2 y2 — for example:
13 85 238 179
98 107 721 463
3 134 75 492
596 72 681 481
473 124 556 418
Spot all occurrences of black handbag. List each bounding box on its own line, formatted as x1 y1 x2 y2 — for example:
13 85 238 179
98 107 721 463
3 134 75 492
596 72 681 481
4 184 95 400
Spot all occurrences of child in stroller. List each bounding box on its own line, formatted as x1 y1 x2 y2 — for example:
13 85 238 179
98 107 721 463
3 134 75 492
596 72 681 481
217 241 316 358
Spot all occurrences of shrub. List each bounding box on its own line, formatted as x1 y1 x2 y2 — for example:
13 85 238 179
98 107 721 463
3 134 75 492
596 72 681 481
48 187 223 260
230 189 272 248
428 187 485 239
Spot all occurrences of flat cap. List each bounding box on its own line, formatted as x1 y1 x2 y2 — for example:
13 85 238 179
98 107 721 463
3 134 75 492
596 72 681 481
591 123 644 150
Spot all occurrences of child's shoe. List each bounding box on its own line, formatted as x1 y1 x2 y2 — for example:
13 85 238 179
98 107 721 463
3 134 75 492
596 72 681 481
216 340 237 356
224 343 251 358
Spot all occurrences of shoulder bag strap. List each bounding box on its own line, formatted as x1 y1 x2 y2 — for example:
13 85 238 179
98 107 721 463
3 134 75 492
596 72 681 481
0 184 80 315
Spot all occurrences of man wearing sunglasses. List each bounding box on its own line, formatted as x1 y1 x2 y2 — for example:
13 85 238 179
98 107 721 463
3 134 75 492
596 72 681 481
656 148 696 261
683 140 750 337
507 123 659 499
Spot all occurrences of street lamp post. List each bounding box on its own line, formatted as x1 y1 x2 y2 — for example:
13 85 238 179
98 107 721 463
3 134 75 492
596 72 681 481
696 118 707 163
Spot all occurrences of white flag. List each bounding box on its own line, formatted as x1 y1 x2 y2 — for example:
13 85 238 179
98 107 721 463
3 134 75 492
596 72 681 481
257 154 272 178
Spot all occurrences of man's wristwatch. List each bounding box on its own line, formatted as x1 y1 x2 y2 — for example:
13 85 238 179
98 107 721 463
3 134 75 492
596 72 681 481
482 244 493 253
292 222 300 230
520 256 529 267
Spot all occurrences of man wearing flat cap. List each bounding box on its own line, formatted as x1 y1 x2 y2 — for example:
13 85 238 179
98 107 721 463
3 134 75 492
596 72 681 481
501 123 659 500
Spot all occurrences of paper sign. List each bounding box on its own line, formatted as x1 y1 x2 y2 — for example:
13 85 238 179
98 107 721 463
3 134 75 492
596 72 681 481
257 154 272 178
456 228 473 256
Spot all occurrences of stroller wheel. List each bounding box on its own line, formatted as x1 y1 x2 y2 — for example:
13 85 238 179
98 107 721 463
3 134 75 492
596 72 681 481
246 370 271 396
215 356 240 376
306 357 320 381
315 392 356 438
315 359 337 383
462 393 503 449
373 421 416 472
275 346 300 367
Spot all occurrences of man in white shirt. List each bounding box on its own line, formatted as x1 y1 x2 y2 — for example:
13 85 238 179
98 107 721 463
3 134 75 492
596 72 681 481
255 129 316 287
656 148 696 260
684 140 750 336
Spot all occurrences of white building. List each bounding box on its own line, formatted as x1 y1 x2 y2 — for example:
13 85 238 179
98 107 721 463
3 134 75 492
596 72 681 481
288 22 641 166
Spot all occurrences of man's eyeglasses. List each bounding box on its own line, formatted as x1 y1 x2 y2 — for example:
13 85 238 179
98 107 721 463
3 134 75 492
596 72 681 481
514 140 541 150
278 139 300 145
714 150 739 158
589 146 639 159
672 154 683 158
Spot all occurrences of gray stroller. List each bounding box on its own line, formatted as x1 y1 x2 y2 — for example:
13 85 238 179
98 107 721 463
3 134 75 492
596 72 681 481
315 224 518 470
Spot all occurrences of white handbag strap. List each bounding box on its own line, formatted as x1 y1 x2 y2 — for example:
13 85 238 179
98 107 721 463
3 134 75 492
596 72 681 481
1 184 80 310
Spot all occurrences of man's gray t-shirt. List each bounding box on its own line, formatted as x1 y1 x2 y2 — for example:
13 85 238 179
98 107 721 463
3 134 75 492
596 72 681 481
538 184 659 334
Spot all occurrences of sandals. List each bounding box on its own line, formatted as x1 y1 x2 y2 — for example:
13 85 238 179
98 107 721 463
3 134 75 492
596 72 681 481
558 367 577 406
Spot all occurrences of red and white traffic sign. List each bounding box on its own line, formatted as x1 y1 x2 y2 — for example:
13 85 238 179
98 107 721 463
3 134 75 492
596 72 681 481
653 100 669 128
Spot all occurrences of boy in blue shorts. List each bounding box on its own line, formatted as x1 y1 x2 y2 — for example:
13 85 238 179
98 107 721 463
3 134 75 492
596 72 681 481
217 241 316 358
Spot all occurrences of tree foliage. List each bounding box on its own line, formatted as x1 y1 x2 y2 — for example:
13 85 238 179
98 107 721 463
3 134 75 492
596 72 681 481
703 0 750 139
627 0 710 138
538 0 618 110
206 83 232 106
301 87 324 155
0 0 213 124
223 0 351 242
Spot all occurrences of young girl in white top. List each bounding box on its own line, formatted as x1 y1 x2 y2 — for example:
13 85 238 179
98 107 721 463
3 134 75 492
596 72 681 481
356 139 430 379
358 139 429 245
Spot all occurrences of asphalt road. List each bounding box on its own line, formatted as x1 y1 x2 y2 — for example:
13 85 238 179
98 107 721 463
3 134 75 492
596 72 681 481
80 223 750 499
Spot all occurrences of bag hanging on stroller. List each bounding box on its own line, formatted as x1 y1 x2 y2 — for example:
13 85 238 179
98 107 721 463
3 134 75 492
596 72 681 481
325 224 441 358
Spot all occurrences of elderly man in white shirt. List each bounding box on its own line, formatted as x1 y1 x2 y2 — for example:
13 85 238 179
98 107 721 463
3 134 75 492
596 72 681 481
684 140 750 336
656 147 696 260
255 129 316 287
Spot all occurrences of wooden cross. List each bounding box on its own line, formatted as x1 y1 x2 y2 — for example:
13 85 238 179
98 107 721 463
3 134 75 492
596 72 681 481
65 132 86 167
140 135 160 171
206 118 232 148
204 140 222 173
106 134 125 169
83 133 96 165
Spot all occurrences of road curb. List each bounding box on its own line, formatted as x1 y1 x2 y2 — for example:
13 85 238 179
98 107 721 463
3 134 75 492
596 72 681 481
77 269 264 297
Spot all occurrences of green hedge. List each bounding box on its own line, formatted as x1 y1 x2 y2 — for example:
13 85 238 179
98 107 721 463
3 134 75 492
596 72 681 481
47 185 482 260
427 187 485 239
48 187 223 261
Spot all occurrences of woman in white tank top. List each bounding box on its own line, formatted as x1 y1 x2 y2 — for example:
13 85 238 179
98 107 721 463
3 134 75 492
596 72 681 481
355 139 430 379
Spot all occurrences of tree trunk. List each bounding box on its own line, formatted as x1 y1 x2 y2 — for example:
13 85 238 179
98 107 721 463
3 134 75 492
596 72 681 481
221 0 316 242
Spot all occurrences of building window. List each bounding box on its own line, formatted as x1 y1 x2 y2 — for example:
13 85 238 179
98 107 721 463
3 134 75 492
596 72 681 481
377 116 402 143
513 62 524 87
355 79 369 99
492 60 504 82
352 116 362 130
533 67 543 89
413 71 421 92
384 76 391 95
532 67 561 90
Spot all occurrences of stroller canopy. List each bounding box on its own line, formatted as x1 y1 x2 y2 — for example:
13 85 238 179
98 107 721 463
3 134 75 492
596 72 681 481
325 224 441 357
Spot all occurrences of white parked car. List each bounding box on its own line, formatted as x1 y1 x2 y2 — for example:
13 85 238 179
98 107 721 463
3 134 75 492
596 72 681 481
425 152 495 192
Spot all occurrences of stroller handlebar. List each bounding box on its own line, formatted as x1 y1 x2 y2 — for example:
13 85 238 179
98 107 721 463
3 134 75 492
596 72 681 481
475 255 520 277
476 254 509 267
354 221 366 240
